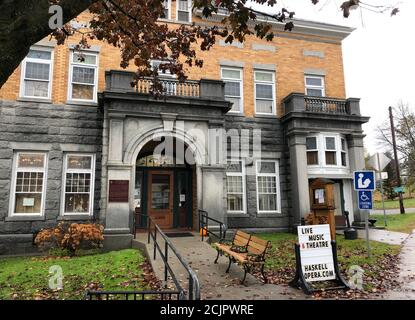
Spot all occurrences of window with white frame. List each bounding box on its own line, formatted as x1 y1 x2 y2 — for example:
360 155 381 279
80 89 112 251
306 136 319 165
151 60 175 78
325 136 337 165
341 138 347 167
254 70 275 115
305 75 325 97
162 0 171 19
226 160 246 213
151 59 177 94
20 48 53 99
63 154 95 215
11 152 47 216
222 67 243 113
306 134 349 169
256 160 280 213
177 0 191 23
68 51 98 102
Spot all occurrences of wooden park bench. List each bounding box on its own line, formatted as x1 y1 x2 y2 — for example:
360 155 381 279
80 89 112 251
213 230 271 284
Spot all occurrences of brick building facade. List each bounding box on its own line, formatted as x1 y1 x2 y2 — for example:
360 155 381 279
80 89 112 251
0 5 368 254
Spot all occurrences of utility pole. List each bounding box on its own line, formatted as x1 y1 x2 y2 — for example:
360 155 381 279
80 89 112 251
377 153 387 226
389 106 405 214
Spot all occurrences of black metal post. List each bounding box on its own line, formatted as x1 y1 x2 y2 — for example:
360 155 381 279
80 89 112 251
164 241 168 286
189 276 193 300
389 106 405 214
147 217 151 244
153 228 157 260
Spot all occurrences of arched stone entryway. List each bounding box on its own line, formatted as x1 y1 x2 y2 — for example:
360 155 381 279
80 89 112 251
133 136 198 231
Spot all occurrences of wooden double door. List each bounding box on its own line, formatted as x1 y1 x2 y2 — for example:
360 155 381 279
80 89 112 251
136 168 193 230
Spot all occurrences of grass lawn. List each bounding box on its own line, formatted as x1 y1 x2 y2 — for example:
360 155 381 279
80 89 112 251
371 213 415 234
0 249 154 300
258 233 400 292
373 197 415 209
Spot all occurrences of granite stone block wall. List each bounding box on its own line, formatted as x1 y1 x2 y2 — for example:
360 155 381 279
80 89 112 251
0 100 103 254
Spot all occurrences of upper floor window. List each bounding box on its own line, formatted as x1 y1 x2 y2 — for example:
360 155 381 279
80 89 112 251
222 67 243 113
10 152 47 216
306 136 318 165
226 160 246 213
162 0 171 19
325 137 337 165
341 138 347 167
177 0 191 23
20 48 53 99
151 59 175 78
306 134 349 169
68 51 98 103
256 160 280 213
62 154 95 215
305 75 325 97
254 70 275 115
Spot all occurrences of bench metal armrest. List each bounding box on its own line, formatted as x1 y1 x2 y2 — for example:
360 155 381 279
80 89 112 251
219 238 232 245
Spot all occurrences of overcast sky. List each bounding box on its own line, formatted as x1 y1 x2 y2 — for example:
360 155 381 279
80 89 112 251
250 0 415 155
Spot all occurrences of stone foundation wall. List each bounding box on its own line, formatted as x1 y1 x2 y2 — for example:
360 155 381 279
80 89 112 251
0 100 103 254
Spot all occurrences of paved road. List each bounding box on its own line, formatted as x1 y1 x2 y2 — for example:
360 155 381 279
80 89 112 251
135 233 307 300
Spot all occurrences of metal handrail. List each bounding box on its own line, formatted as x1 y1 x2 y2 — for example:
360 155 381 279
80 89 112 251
142 214 200 300
198 209 227 242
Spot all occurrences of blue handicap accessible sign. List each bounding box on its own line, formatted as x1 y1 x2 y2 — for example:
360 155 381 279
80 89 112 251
354 171 375 191
358 191 373 210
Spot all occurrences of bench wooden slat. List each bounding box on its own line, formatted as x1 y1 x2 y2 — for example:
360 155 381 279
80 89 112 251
249 235 269 248
232 230 251 247
214 230 271 284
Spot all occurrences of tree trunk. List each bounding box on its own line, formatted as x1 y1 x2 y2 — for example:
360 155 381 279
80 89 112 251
0 0 98 88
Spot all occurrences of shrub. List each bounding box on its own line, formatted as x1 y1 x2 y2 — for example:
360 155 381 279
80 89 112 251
34 222 104 256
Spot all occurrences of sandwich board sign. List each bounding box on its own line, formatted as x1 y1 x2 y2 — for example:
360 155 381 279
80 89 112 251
289 224 350 294
297 224 336 282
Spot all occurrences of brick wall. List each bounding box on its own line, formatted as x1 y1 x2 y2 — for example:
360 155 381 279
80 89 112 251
0 10 347 118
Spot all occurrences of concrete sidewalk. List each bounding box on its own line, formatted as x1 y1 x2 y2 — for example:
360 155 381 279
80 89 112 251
134 232 307 300
370 208 415 215
385 230 415 299
356 229 409 245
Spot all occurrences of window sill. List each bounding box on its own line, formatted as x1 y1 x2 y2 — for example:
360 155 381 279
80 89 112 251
5 216 45 222
58 215 94 221
225 112 245 117
66 100 98 107
17 97 52 104
257 212 282 218
227 213 248 218
158 18 192 25
254 113 277 119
